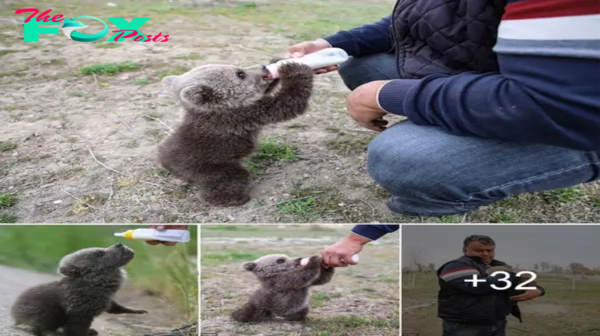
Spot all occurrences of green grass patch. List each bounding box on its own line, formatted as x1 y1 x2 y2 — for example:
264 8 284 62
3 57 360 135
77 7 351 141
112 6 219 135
243 137 298 177
276 188 341 222
325 133 375 157
0 140 17 152
0 225 198 323
542 186 586 204
0 50 16 57
175 54 202 60
135 78 151 85
0 213 17 223
80 62 142 76
0 193 16 208
70 92 89 98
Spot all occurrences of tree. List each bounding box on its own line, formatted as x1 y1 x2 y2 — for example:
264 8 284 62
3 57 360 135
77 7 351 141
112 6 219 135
540 262 550 273
534 263 539 272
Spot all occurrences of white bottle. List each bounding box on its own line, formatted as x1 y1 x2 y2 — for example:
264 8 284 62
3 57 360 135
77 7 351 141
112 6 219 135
266 47 349 79
114 229 190 243
300 254 359 266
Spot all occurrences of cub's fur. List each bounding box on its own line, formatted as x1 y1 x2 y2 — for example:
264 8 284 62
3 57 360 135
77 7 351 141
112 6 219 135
231 254 334 322
158 60 314 207
11 244 146 336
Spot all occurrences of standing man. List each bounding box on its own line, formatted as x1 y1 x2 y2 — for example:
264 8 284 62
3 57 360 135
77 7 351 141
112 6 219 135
437 235 545 336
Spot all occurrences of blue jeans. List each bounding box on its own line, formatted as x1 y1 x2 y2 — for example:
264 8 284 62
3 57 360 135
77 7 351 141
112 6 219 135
338 53 600 216
442 320 506 336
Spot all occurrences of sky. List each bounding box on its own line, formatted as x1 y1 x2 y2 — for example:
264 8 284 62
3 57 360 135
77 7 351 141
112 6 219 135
401 225 599 269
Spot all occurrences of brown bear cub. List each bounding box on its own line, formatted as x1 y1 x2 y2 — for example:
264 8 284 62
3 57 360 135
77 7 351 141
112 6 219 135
11 244 146 336
158 59 315 207
231 254 334 323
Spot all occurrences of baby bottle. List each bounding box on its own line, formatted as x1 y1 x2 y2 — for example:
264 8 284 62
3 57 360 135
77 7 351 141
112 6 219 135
266 47 349 79
114 228 190 243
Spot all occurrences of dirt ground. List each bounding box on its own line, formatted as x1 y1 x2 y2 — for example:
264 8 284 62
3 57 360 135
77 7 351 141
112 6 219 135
1 0 599 224
200 225 400 336
0 264 189 336
402 273 600 336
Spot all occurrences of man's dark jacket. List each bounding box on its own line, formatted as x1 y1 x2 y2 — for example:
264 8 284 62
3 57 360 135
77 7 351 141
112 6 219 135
324 0 506 79
436 255 522 325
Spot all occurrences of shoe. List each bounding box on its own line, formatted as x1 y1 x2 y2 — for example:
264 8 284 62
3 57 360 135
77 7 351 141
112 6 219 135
143 323 197 336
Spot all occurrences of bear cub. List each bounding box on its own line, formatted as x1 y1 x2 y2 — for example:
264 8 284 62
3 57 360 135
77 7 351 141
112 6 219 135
11 244 146 336
158 59 315 207
231 254 334 323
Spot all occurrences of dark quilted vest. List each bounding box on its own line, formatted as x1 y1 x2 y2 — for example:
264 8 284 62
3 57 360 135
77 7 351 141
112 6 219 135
391 0 506 79
437 255 522 325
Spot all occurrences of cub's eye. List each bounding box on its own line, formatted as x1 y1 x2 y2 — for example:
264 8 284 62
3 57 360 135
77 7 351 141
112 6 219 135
236 70 246 79
95 251 105 258
276 258 285 264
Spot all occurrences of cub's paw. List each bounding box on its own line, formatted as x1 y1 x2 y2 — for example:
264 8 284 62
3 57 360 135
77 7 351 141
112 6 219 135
132 309 148 314
307 255 322 267
278 61 313 78
88 329 98 336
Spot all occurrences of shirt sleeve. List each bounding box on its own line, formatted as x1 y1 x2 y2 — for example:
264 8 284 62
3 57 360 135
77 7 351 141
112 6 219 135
322 15 393 57
351 224 399 240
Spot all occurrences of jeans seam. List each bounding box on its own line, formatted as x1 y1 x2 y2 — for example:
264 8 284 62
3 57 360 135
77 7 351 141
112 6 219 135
461 161 600 203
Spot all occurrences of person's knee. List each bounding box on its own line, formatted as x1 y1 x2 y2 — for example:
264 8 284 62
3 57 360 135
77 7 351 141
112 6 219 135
367 127 450 200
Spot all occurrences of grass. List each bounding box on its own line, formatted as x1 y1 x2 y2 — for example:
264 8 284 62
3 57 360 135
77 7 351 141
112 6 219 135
80 62 142 76
0 225 198 323
135 78 151 85
0 141 17 152
403 272 600 336
0 213 17 223
206 0 391 41
0 193 16 208
325 133 375 157
243 137 299 177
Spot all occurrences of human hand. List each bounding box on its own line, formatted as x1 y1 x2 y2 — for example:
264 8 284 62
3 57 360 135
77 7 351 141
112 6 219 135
346 80 390 132
286 39 339 74
509 288 542 301
320 233 367 268
146 225 188 246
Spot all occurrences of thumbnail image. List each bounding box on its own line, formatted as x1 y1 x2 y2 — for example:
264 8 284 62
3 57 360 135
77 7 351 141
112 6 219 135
200 224 400 336
402 225 600 336
0 225 198 336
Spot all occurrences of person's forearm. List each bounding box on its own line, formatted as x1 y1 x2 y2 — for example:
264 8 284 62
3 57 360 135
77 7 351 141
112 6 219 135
322 15 393 57
375 0 600 151
376 55 600 151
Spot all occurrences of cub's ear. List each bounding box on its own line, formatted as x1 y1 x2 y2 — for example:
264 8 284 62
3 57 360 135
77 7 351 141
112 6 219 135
161 75 177 88
58 264 81 277
180 85 222 106
242 262 257 272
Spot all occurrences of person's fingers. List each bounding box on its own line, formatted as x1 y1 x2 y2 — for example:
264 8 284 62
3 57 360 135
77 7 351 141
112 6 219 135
161 242 177 246
154 225 166 231
146 240 160 245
